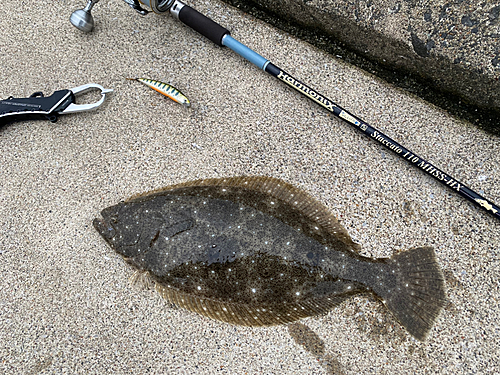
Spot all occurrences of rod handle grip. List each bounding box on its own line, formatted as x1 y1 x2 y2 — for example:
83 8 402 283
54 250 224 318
176 4 229 46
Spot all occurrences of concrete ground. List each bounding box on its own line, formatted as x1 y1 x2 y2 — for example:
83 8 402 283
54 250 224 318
1 0 499 374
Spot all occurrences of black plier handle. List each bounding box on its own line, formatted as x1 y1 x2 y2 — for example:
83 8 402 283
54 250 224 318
0 83 113 124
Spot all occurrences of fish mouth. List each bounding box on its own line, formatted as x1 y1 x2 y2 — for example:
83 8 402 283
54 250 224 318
93 204 122 242
93 217 116 242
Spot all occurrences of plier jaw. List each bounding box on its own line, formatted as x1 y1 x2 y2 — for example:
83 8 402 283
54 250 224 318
60 83 114 114
0 83 113 124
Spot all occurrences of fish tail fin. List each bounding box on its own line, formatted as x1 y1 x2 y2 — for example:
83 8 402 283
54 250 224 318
383 247 446 341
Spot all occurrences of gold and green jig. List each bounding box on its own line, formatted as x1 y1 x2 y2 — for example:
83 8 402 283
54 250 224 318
127 78 190 107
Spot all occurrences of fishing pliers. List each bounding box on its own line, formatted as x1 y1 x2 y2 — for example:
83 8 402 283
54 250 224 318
0 83 113 124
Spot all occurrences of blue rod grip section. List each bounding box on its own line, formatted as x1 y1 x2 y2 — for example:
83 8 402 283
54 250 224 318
222 35 269 70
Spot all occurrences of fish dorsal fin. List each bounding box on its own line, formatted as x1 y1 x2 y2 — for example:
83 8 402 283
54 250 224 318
128 176 361 253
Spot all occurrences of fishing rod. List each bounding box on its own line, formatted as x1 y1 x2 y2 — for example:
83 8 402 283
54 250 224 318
70 0 500 221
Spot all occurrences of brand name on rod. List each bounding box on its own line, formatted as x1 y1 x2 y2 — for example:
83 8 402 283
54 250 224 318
277 70 466 194
277 71 335 112
370 131 462 191
371 130 403 153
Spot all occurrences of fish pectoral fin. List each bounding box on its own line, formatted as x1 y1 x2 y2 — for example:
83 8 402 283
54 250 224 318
146 218 195 250
129 270 153 289
162 218 195 239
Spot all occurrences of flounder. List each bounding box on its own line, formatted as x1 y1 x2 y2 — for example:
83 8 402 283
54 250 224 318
93 176 445 340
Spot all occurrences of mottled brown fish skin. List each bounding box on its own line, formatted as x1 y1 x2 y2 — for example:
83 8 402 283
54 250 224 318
93 176 446 341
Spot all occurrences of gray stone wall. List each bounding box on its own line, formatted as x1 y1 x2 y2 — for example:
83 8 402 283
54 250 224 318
227 0 500 124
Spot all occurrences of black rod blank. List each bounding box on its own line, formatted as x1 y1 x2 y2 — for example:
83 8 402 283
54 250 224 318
172 1 500 221
264 63 500 220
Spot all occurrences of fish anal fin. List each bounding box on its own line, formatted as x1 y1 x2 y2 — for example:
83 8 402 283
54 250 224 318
155 282 349 327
